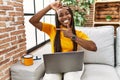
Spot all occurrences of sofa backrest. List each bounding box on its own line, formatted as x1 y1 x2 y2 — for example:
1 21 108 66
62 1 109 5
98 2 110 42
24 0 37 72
116 27 120 66
76 26 115 66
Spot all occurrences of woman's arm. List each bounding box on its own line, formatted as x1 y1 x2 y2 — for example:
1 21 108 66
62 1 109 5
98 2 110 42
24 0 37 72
60 27 97 51
29 1 62 31
29 5 51 31
64 32 97 51
74 37 97 51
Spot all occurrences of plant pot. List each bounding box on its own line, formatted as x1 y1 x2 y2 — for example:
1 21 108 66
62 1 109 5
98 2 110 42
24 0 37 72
106 19 111 22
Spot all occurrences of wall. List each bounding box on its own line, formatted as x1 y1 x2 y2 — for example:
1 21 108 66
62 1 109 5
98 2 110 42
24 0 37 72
84 4 94 27
0 0 26 80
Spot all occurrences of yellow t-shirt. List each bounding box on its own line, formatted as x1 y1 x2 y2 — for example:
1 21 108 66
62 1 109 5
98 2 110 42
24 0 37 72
42 22 90 53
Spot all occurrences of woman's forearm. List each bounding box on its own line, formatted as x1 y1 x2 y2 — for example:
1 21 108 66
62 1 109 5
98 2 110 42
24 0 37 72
74 37 97 51
29 5 51 30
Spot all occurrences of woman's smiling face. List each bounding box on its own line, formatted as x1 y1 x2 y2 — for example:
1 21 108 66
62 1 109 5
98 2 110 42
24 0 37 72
56 7 71 27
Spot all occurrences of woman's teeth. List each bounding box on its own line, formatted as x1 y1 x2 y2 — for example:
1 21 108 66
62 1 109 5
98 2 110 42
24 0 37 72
64 20 69 23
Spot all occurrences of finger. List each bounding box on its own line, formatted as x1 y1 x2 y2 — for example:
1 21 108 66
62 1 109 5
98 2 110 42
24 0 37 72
54 1 62 9
58 0 61 3
56 28 66 31
58 2 62 7
58 0 63 6
56 0 61 5
66 24 71 29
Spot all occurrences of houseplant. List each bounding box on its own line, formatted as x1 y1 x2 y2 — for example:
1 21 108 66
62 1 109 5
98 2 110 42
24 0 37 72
106 15 112 21
60 0 95 26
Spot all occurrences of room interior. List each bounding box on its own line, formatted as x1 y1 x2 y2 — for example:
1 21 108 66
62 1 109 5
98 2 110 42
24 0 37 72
1 0 120 80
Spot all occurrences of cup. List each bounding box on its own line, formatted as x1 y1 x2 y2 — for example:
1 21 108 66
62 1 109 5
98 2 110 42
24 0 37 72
21 54 33 66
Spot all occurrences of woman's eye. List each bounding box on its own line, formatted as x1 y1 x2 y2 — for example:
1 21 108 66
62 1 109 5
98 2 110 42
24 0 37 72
58 14 63 17
65 12 70 15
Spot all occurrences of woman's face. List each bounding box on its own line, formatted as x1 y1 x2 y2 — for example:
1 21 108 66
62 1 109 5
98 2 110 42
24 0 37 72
57 7 71 27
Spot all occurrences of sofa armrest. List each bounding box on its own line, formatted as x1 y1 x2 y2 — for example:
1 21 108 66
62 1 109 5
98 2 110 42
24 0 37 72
10 60 45 80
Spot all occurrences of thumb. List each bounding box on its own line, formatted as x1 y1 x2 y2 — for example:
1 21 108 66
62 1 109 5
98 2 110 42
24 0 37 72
67 24 70 29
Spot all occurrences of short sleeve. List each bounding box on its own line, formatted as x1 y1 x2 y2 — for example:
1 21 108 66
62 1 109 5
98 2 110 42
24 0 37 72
76 30 91 40
42 22 55 36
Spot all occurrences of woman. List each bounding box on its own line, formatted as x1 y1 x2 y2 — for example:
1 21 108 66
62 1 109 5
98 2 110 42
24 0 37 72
29 1 97 80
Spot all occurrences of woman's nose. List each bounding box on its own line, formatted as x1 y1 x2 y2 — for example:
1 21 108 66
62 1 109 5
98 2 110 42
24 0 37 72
63 15 68 19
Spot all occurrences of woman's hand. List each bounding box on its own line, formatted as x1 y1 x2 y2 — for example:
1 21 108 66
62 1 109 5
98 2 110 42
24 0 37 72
62 28 73 39
50 1 62 11
56 24 74 39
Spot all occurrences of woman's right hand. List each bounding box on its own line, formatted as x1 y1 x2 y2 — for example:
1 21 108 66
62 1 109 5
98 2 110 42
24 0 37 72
50 1 62 11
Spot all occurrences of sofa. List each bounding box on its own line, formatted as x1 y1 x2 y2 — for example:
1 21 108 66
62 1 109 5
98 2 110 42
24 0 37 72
10 26 120 80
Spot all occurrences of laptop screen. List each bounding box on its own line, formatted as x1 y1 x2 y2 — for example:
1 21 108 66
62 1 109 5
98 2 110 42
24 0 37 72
43 51 84 73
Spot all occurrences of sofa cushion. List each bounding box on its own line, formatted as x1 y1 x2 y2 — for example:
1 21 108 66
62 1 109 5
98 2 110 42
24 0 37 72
116 27 120 66
76 26 114 66
81 64 119 80
42 73 62 80
116 66 120 78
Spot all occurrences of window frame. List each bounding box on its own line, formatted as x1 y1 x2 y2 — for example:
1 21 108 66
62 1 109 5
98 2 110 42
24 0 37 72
24 0 55 53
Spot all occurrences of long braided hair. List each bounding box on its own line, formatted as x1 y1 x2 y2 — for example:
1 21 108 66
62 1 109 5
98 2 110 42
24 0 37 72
54 7 77 52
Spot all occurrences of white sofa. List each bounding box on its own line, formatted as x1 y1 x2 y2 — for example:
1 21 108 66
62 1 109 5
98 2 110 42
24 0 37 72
10 26 120 80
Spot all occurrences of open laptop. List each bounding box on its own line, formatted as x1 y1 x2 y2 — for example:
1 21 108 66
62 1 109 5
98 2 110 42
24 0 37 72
43 51 84 73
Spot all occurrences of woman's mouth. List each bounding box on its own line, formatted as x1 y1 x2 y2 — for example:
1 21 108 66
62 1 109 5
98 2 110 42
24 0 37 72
64 20 69 24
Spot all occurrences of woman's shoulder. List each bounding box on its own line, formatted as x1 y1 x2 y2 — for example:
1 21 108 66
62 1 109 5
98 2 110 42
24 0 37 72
42 22 56 33
42 22 55 27
42 22 56 29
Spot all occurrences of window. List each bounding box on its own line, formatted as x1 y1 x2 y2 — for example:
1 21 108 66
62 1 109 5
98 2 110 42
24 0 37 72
23 0 55 53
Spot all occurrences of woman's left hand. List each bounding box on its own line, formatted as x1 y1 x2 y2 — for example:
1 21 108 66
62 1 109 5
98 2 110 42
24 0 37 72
62 28 73 39
57 24 74 39
50 1 62 11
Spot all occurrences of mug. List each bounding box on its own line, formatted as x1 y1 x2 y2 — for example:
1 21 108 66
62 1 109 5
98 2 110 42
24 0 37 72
21 54 33 66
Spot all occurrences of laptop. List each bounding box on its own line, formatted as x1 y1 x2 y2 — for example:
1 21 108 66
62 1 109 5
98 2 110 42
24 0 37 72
43 51 84 73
